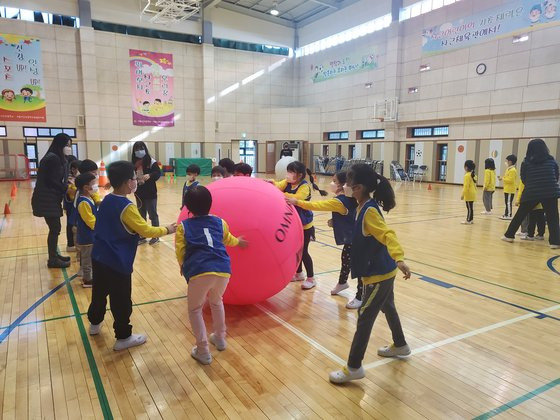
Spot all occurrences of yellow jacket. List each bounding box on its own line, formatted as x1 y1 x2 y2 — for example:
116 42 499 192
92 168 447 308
516 181 543 210
502 166 517 194
273 180 313 230
360 205 405 285
462 173 477 202
175 219 239 280
483 169 496 192
295 197 347 214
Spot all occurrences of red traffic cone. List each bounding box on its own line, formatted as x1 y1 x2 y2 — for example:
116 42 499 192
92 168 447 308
4 203 11 215
427 184 432 191
10 182 17 197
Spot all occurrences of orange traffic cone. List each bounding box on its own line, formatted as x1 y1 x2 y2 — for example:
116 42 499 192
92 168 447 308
10 182 17 198
98 161 108 187
4 203 11 215
427 184 432 191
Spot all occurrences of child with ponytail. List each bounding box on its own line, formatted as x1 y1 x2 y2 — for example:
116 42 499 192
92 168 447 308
328 164 411 384
461 160 477 225
269 161 327 290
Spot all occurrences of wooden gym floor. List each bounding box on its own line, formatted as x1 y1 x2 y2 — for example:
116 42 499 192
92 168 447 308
0 175 559 420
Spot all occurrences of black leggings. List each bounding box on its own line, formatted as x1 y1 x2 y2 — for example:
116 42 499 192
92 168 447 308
44 217 61 260
465 201 474 222
66 213 74 247
339 244 363 300
297 227 315 277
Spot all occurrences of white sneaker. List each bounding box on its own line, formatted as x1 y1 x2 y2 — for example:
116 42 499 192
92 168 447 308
535 235 545 240
209 333 226 351
516 231 526 236
329 366 365 384
461 220 473 225
377 344 411 357
520 236 534 241
89 322 102 335
500 215 512 220
113 333 147 351
66 246 77 252
302 277 316 290
550 244 560 249
345 298 362 309
191 346 212 365
331 283 349 295
501 236 514 243
480 211 489 215
291 272 305 282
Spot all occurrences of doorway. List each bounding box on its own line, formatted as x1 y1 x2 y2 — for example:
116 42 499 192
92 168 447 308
239 140 257 170
24 142 38 176
405 143 415 173
436 143 448 182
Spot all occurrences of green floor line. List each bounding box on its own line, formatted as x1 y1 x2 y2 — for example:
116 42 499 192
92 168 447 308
473 377 560 419
62 266 113 420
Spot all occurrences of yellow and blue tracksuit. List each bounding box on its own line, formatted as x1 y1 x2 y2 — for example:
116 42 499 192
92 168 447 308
503 165 517 217
175 215 239 282
347 198 407 369
76 195 97 245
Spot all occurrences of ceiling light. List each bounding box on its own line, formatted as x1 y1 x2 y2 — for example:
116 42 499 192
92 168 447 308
270 2 279 15
365 82 373 89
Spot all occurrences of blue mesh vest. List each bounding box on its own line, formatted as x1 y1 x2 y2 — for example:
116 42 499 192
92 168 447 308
332 194 356 245
92 194 139 275
285 181 313 227
182 215 231 282
350 199 397 279
182 180 199 199
64 192 78 225
76 195 97 245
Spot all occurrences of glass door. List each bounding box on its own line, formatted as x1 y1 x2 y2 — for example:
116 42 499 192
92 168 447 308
239 140 257 171
436 143 448 182
24 142 38 176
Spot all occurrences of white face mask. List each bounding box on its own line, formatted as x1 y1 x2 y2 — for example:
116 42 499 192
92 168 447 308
329 181 338 193
135 150 146 158
211 176 222 182
63 146 72 155
91 183 99 193
129 179 138 194
343 184 354 197
286 173 297 183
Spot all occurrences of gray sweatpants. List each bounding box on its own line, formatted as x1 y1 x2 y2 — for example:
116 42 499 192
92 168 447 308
482 190 494 212
347 277 407 369
520 215 529 234
78 244 93 282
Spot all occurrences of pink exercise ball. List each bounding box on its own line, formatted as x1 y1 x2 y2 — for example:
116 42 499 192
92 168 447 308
177 177 303 305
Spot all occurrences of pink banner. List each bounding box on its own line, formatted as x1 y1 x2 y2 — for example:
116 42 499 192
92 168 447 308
129 49 174 127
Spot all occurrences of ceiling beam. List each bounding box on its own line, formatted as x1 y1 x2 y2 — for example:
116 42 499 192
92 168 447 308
308 0 340 9
217 2 296 28
295 0 362 28
203 0 224 8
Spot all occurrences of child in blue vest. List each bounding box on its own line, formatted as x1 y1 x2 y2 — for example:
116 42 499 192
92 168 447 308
269 161 327 290
75 172 98 288
88 161 177 351
64 158 81 251
329 164 411 384
182 164 200 208
175 185 248 365
286 171 363 309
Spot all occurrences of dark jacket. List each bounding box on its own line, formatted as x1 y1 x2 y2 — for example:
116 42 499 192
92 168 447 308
135 159 161 200
520 157 560 203
31 152 68 218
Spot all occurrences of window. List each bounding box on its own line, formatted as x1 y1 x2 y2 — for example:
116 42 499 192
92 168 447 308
411 126 449 138
92 20 200 45
213 38 290 56
0 126 6 137
359 129 385 139
239 140 256 170
24 142 38 176
23 127 77 138
327 131 349 141
436 144 448 182
399 0 462 22
0 7 80 27
72 143 79 158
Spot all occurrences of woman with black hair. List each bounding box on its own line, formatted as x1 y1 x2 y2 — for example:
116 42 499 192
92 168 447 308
503 139 560 248
131 141 162 245
31 133 73 268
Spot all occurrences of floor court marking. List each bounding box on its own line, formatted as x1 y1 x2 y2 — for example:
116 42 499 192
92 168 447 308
472 377 560 420
546 255 560 276
362 303 560 370
61 265 113 420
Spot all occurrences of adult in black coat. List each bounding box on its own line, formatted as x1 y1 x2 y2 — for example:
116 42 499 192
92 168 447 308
132 141 162 245
32 133 73 267
503 138 560 247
